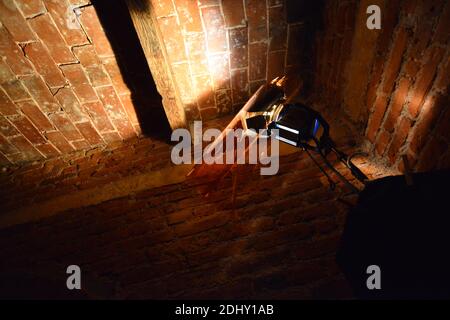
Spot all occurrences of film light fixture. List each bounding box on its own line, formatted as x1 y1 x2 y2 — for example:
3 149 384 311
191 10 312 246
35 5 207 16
241 77 368 193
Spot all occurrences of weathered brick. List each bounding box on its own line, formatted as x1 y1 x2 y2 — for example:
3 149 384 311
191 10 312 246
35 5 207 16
1 80 29 101
20 74 60 112
408 1 444 61
0 61 30 100
365 57 384 111
0 134 17 155
101 131 121 143
35 143 60 158
157 16 186 63
0 53 17 83
171 62 193 103
185 33 209 76
54 87 89 123
82 101 115 132
229 27 248 69
246 224 313 251
71 139 90 150
383 77 410 132
28 14 76 64
208 53 231 90
267 50 285 81
60 64 98 103
9 136 42 161
76 121 104 146
222 0 246 27
408 47 445 118
45 131 74 153
0 87 18 115
44 0 89 46
268 5 287 51
249 79 265 95
246 0 267 43
381 27 408 95
10 116 46 144
387 116 412 163
173 212 230 237
231 68 248 105
0 26 33 75
375 129 391 156
0 0 36 42
78 5 114 57
409 22 434 62
103 57 129 95
152 0 176 17
215 89 232 114
249 42 267 81
198 0 219 6
192 74 215 109
408 93 446 155
200 107 218 120
48 112 83 141
17 100 53 132
118 93 139 125
269 0 283 6
15 0 46 17
201 6 227 53
85 65 110 87
0 116 19 136
367 95 388 143
184 101 201 122
433 1 450 45
415 135 446 172
174 0 202 32
72 45 99 67
435 56 449 93
23 42 66 88
435 105 450 141
16 0 46 18
96 86 135 139
0 150 12 166
404 58 420 79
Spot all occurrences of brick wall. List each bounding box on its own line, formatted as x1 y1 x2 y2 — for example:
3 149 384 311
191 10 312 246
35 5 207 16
0 0 145 166
0 0 310 167
309 0 449 172
0 145 371 299
151 0 305 122
0 135 172 213
0 113 383 298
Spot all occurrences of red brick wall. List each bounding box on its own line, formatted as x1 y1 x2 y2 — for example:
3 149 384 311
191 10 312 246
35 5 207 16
0 147 364 299
310 0 449 172
152 0 304 122
0 0 140 166
0 0 308 167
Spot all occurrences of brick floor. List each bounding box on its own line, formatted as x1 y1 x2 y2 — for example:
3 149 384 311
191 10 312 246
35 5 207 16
0 116 382 299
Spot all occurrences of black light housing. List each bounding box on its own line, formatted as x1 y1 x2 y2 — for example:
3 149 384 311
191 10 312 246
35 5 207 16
241 77 368 192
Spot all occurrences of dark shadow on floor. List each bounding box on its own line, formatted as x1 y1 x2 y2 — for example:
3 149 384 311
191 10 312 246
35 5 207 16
91 0 172 142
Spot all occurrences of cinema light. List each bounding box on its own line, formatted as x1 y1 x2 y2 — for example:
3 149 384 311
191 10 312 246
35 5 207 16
241 77 368 193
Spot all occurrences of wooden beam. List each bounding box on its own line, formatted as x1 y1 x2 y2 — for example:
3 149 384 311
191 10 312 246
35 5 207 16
125 0 187 130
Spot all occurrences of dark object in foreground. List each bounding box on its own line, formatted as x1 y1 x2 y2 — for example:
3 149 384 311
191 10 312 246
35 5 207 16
337 169 450 299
